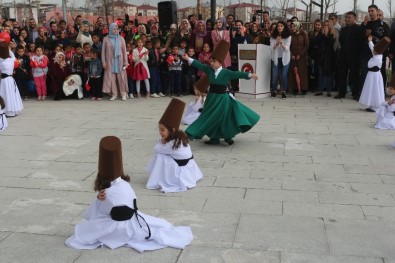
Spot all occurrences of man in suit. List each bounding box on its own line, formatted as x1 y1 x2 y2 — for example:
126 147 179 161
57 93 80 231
335 11 361 99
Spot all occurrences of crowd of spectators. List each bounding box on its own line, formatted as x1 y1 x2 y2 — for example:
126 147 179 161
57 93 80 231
0 3 393 101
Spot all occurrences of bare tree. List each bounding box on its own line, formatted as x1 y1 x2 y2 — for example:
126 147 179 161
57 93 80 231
272 0 290 17
86 0 112 25
323 0 338 18
353 0 358 12
389 0 393 23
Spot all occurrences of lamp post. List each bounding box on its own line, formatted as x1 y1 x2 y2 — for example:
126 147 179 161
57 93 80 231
62 0 67 22
211 0 216 22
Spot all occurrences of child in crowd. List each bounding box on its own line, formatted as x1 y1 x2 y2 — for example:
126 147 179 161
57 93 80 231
132 38 150 98
359 36 391 112
375 74 395 129
168 45 183 97
14 45 31 101
126 42 135 98
183 76 207 125
28 42 35 58
30 45 48 101
0 96 7 131
87 49 103 101
178 39 187 56
197 42 212 78
71 43 84 92
146 98 203 192
65 136 193 251
148 38 164 98
82 43 92 97
183 47 197 95
91 34 102 55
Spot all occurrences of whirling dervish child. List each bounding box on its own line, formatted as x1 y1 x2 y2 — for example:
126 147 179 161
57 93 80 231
146 98 203 193
65 136 193 252
359 36 391 112
182 76 208 125
375 73 395 129
0 96 8 131
0 41 23 117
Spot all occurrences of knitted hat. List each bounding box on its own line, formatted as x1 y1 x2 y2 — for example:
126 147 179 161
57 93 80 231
97 136 124 181
211 40 230 64
0 96 5 110
159 98 186 131
194 75 209 93
388 71 395 88
374 37 391 54
170 23 177 30
0 42 10 59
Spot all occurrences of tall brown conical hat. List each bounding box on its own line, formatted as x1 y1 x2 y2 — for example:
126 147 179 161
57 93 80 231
0 96 5 110
97 136 124 181
389 72 395 88
211 40 230 64
159 98 186 131
194 75 209 93
0 42 10 59
374 37 391 54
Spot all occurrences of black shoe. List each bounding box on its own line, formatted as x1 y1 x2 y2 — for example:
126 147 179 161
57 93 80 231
204 139 220 145
271 91 276 98
327 93 332 97
315 92 323 96
282 92 286 99
365 108 375 112
352 96 360 101
334 94 345 99
224 138 234 145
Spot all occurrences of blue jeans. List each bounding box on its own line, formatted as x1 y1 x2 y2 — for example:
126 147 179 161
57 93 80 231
169 70 182 95
149 67 162 94
271 58 290 92
127 77 135 94
318 66 333 92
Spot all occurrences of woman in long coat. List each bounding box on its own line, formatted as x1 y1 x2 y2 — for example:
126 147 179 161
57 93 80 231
288 21 309 95
101 23 129 100
211 18 231 68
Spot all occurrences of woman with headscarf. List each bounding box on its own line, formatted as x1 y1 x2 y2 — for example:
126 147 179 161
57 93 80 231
211 18 231 68
179 19 192 45
288 21 309 95
102 23 129 100
189 20 212 55
49 52 71 100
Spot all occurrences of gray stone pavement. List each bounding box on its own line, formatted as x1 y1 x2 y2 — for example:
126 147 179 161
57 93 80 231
0 94 395 262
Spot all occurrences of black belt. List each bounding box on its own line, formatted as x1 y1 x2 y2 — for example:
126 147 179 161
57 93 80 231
209 84 227 94
110 199 151 239
368 66 380 72
1 73 11 79
0 113 4 130
173 155 193 166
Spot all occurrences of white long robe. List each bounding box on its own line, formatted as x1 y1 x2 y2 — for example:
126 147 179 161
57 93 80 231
359 41 385 111
0 52 23 117
0 107 8 131
375 95 395 129
65 177 193 252
146 139 203 193
182 97 204 125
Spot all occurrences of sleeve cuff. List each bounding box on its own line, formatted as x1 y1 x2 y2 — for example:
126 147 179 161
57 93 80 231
188 58 194 65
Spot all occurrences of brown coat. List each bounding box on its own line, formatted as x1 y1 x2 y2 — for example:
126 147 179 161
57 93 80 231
101 36 128 95
288 30 309 92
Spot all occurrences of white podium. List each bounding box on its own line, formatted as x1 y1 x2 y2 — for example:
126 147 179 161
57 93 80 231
237 44 271 99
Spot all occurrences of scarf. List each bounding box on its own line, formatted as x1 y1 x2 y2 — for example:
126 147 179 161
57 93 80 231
195 21 207 38
54 52 65 64
108 23 120 73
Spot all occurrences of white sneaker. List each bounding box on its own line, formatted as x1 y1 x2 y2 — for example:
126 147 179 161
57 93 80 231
129 94 134 99
158 92 165 97
122 95 127 101
151 93 160 98
110 95 117 101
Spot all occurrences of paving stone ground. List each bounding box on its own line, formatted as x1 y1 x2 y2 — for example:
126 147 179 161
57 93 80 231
0 94 394 262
